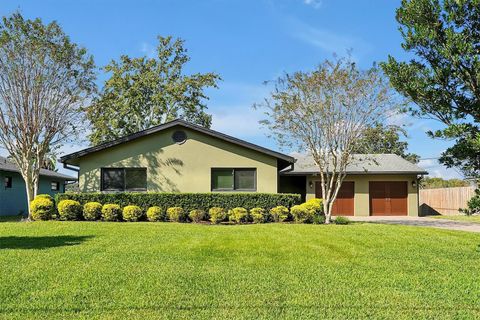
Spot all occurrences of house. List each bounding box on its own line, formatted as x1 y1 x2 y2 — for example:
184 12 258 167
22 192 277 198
60 119 427 216
0 156 75 216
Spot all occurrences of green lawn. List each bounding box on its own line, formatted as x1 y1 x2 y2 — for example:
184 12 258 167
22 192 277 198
429 215 480 224
0 222 479 319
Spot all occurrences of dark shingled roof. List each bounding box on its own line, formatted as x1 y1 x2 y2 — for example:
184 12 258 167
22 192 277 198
60 119 295 164
0 156 76 180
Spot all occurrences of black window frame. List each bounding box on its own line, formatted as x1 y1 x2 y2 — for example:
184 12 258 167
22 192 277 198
101 167 147 192
51 181 60 191
211 168 257 192
4 176 12 189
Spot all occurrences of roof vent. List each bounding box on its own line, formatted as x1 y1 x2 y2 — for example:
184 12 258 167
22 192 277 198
172 130 187 144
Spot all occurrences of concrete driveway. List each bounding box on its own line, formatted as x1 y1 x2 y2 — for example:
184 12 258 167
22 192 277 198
349 216 480 233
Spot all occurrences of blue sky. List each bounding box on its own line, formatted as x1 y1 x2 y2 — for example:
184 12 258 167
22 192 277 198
0 0 462 178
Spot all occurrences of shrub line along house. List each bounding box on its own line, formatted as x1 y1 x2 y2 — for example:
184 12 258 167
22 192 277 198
60 119 427 216
0 156 75 216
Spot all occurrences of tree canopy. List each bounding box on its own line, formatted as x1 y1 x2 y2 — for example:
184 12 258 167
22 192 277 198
85 36 221 145
352 123 420 163
420 177 470 189
381 0 480 178
0 12 96 218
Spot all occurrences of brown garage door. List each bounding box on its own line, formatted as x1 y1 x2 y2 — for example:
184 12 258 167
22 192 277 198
315 181 354 216
369 181 408 216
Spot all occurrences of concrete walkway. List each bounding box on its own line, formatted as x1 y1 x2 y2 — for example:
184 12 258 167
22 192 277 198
349 216 480 233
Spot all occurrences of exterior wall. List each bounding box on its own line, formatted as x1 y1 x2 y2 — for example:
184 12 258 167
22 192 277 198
77 127 279 193
305 174 419 216
0 170 65 216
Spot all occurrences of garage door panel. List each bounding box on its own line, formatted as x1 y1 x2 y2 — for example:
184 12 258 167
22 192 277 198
315 181 354 216
370 181 407 216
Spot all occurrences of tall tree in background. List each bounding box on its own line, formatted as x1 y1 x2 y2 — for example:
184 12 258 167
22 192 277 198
257 58 399 223
85 36 220 145
382 0 479 178
352 123 420 163
0 13 96 218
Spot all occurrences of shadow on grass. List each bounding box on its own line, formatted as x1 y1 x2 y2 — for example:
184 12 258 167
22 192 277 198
0 235 94 250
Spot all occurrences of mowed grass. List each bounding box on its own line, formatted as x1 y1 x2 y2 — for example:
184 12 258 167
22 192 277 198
0 222 480 319
429 215 480 224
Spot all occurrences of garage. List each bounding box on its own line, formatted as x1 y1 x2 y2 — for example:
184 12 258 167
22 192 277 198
315 181 354 216
369 181 408 216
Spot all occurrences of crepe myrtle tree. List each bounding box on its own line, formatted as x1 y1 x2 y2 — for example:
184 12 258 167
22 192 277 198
256 57 400 223
0 13 96 219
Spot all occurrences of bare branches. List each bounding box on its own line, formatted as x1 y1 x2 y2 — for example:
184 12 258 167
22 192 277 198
257 57 400 223
0 13 96 218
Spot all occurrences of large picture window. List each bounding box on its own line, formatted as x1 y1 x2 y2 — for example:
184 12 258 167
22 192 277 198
211 168 256 191
101 168 147 191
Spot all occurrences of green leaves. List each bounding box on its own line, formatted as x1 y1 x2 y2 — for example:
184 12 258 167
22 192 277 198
85 36 220 146
381 0 480 178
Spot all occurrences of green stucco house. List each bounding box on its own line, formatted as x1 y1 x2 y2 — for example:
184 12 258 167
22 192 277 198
0 156 75 216
60 119 427 217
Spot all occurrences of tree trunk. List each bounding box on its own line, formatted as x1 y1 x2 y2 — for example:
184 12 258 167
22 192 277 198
25 175 35 221
324 200 332 224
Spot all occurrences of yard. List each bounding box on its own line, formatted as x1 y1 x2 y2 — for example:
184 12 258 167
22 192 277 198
0 221 479 319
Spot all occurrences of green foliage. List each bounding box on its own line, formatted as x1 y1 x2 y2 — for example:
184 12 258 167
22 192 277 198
146 206 164 222
303 198 324 215
313 214 326 224
462 189 480 216
209 207 227 224
101 204 122 222
352 123 420 163
334 216 351 225
381 0 480 178
57 200 82 221
85 35 220 145
122 205 144 222
420 177 470 189
83 202 102 221
188 209 206 223
228 207 249 224
167 207 186 222
250 208 266 223
290 205 315 224
55 192 300 212
270 206 290 222
30 196 55 221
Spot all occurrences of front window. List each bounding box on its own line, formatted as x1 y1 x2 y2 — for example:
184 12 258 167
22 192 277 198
51 181 60 191
4 176 12 188
101 168 147 191
211 168 256 191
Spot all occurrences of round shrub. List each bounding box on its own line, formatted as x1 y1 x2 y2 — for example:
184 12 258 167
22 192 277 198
167 207 186 222
36 194 54 200
189 209 206 223
313 214 326 224
209 207 227 224
102 204 122 222
270 206 289 222
228 207 249 224
30 196 55 221
147 206 164 222
250 207 266 223
290 204 314 224
57 200 82 221
123 205 144 222
303 198 323 215
334 216 351 225
83 202 102 221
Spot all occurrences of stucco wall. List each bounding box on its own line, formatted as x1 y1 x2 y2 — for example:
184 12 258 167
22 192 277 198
305 174 419 216
0 171 65 216
77 127 279 193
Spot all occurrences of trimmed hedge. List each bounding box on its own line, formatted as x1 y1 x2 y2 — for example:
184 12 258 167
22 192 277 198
55 192 301 212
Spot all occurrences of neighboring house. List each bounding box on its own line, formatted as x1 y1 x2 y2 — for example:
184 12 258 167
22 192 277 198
60 119 427 216
0 156 75 216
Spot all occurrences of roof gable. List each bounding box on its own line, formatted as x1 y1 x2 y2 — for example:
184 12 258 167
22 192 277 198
0 156 76 180
60 119 294 164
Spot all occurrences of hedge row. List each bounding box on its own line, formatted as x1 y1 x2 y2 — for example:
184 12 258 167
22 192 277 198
55 192 301 212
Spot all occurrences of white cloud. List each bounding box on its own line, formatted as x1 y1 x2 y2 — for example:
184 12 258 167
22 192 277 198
287 18 372 58
303 0 322 9
418 159 463 179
